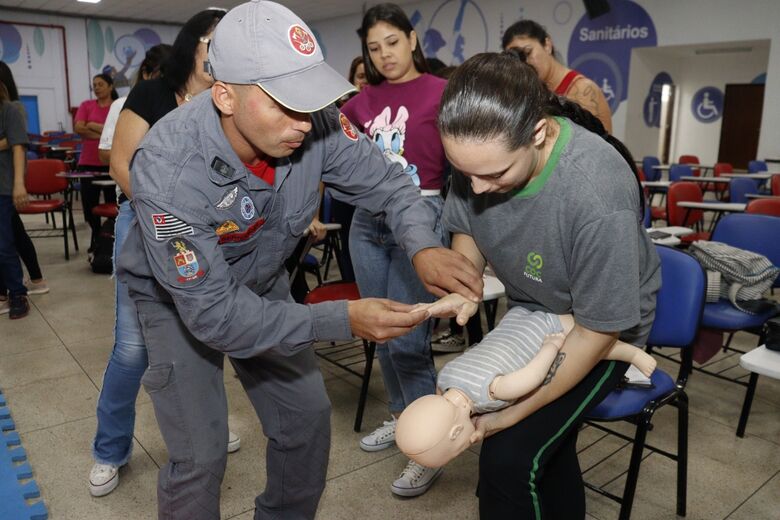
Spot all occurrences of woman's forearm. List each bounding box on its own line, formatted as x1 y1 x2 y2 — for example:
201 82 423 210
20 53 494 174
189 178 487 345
478 324 618 436
452 233 487 274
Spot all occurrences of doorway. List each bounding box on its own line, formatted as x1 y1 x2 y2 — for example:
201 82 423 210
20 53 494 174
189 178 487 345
717 84 765 169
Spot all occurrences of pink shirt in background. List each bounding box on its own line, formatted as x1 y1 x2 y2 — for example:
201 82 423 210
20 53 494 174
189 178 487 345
341 73 447 190
75 99 112 167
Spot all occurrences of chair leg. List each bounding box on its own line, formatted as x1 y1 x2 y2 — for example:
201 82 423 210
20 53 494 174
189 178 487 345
61 207 69 260
68 205 79 252
354 340 376 432
677 391 689 516
737 372 759 438
618 416 650 520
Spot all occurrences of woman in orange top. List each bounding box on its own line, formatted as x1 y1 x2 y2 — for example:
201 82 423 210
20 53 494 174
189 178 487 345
502 19 613 134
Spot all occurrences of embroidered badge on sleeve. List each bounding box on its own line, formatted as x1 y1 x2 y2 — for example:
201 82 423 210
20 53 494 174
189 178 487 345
339 113 358 141
215 220 240 237
152 213 194 240
167 238 209 285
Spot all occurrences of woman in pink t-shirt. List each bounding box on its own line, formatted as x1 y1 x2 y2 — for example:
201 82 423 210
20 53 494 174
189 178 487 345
341 2 449 498
74 73 117 251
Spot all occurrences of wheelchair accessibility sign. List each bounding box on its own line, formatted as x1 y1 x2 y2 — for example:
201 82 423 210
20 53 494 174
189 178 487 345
691 87 723 123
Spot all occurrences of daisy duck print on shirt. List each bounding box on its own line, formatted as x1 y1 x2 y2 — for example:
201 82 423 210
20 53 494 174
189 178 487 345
364 106 420 187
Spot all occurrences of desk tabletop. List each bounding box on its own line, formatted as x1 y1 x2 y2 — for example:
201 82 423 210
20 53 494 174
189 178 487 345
642 180 671 188
55 171 110 179
721 172 772 180
740 345 780 378
677 201 746 211
745 193 780 200
679 176 730 183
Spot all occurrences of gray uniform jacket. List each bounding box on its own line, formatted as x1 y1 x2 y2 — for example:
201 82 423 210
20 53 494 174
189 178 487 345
117 91 441 359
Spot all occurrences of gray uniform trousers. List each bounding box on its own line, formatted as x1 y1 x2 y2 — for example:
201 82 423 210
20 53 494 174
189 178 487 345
137 300 331 520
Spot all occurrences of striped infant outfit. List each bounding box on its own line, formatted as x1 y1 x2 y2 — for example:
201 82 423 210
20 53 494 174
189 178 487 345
436 306 563 413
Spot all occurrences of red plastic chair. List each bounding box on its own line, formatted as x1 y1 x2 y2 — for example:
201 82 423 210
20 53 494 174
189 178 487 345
772 175 780 196
16 159 79 259
303 281 376 432
668 181 710 244
746 198 780 217
703 162 733 198
679 154 701 177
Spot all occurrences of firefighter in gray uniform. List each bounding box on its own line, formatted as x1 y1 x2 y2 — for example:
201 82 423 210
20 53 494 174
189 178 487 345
116 2 482 519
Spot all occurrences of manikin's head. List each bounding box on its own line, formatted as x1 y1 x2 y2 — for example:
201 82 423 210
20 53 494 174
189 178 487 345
396 388 475 468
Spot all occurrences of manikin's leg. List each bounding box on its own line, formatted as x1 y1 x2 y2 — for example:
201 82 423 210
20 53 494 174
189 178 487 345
557 314 656 377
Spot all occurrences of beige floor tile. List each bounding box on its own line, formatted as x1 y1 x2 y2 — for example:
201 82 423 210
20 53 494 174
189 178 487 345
22 416 159 520
0 345 83 388
0 300 63 356
2 372 98 433
316 450 480 520
727 470 780 519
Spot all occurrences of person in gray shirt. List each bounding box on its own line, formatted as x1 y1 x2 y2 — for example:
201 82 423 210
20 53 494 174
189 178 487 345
434 50 660 518
116 2 482 519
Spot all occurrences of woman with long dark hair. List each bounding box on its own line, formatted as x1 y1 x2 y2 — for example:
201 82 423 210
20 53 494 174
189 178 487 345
502 19 613 133
436 51 658 518
88 8 235 498
341 2 449 497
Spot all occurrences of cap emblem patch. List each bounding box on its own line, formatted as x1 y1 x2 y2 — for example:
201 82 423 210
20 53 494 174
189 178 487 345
288 25 316 56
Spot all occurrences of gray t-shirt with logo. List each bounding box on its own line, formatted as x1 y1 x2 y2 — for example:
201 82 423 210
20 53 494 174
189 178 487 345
0 101 28 196
443 118 660 345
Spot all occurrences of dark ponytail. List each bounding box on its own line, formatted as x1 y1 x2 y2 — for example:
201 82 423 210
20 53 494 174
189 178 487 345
439 50 644 215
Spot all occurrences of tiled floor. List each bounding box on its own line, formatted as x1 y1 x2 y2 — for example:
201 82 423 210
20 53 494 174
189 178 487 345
1 214 778 519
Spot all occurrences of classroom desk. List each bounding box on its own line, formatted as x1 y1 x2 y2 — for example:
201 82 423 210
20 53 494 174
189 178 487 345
721 172 772 180
641 180 672 189
745 193 780 200
679 176 730 184
677 201 745 231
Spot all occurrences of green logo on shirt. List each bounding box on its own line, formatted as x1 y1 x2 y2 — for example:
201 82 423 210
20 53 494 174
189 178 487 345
524 252 543 283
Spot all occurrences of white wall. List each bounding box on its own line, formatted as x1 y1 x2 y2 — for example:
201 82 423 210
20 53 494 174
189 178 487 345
0 12 178 132
311 0 780 160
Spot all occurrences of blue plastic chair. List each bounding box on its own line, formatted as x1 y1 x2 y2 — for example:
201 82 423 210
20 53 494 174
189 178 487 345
747 160 767 173
669 164 692 183
585 246 705 520
642 156 661 182
729 177 758 203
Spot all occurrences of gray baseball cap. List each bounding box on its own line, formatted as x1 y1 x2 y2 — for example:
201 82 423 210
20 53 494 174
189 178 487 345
207 0 355 113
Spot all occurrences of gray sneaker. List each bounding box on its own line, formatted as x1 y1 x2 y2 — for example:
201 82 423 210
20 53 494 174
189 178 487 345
390 460 443 497
432 332 466 353
360 419 396 452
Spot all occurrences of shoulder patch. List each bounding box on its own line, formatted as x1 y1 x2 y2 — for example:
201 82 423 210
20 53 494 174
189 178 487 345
215 220 240 236
339 113 359 141
168 238 209 286
152 213 194 240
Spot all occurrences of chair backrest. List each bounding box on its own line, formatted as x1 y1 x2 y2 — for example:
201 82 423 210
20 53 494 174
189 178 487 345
712 213 780 267
647 246 706 349
669 164 692 182
729 177 758 203
26 159 68 195
747 160 768 173
678 154 701 176
772 175 780 196
667 181 703 226
713 162 733 177
642 156 661 182
643 200 651 228
746 198 780 217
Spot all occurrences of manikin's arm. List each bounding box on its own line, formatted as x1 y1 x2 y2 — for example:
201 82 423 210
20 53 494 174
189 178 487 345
471 324 618 443
488 333 565 401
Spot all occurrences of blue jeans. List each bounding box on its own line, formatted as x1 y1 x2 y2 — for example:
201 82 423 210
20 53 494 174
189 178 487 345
0 195 26 297
349 196 446 414
93 200 148 465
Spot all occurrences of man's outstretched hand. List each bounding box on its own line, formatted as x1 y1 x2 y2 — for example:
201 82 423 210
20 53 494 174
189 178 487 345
348 298 430 343
412 247 483 303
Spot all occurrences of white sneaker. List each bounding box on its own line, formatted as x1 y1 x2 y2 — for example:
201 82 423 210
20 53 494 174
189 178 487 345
390 460 443 497
89 463 120 497
24 279 50 295
0 298 8 315
360 419 396 452
432 332 466 353
227 430 241 453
